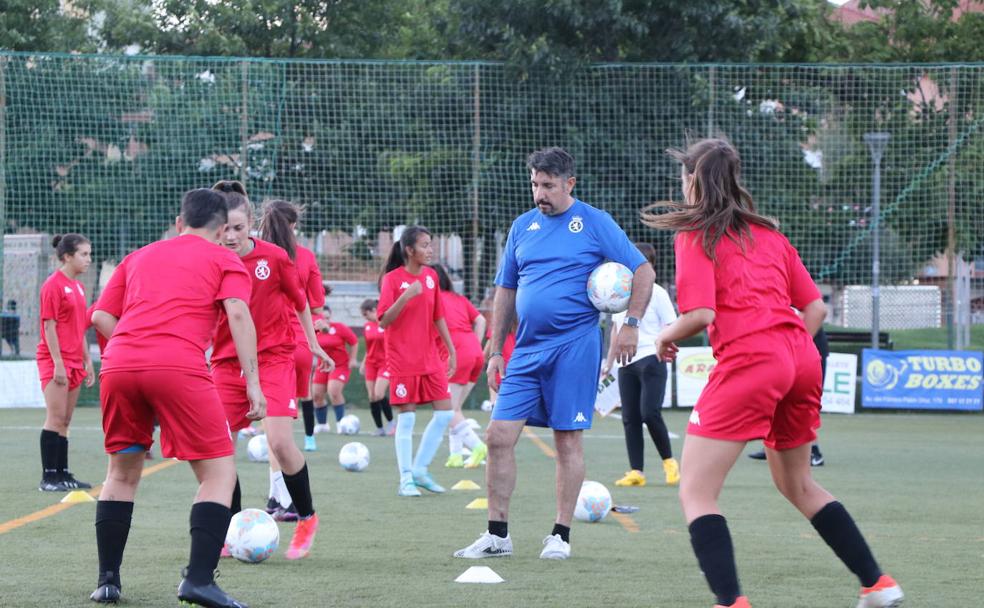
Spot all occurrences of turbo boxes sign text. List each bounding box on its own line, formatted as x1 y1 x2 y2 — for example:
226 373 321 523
861 349 983 411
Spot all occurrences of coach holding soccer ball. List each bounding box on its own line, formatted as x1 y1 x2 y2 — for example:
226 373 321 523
455 147 654 560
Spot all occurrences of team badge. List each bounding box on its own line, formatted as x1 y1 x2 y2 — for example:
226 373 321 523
255 259 271 280
63 286 74 294
395 383 408 398
425 275 435 289
568 215 584 233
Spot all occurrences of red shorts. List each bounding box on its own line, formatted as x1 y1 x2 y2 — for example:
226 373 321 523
38 358 87 391
313 366 352 385
101 369 234 460
688 327 822 451
450 350 484 385
293 342 313 398
389 371 451 405
213 356 297 431
364 359 390 383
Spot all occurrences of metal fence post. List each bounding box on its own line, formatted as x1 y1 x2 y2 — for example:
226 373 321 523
864 132 890 350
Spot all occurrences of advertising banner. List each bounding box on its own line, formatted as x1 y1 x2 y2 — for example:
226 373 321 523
0 361 44 408
861 349 983 411
675 347 716 407
821 353 857 414
595 363 672 416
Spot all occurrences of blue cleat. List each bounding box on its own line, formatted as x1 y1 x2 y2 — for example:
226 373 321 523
412 471 446 494
303 436 317 452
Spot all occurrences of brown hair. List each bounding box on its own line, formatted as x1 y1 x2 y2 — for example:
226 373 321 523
52 233 90 261
641 138 778 261
259 200 300 260
635 242 657 269
211 180 252 220
382 226 432 274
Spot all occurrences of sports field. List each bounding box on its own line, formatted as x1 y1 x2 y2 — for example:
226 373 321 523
0 406 980 607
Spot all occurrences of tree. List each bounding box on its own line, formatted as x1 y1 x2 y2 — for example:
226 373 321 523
0 0 99 51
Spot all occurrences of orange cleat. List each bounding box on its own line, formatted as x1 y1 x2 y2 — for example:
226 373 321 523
714 597 751 608
284 513 319 560
857 574 904 608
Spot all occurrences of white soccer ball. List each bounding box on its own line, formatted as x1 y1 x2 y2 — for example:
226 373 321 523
574 480 612 523
587 262 633 313
337 414 360 435
338 441 370 472
224 508 279 563
246 434 269 462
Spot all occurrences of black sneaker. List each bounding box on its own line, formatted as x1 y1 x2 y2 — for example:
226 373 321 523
39 477 70 492
89 583 120 603
264 497 281 515
63 471 93 489
177 576 248 608
747 450 767 461
273 503 299 522
810 446 825 467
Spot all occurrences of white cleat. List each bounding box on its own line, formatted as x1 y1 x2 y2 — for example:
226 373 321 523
313 423 331 434
539 534 570 560
453 531 513 559
856 575 904 608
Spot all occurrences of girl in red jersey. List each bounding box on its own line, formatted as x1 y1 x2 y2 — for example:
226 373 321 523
645 138 902 608
211 182 332 559
37 233 95 492
378 226 456 497
311 305 358 428
431 264 488 469
359 298 395 435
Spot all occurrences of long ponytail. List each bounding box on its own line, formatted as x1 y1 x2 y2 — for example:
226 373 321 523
259 200 299 260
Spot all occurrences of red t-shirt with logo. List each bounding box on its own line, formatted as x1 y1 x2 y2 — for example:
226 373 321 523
37 270 88 367
363 321 386 367
438 291 483 360
377 265 444 375
96 234 252 374
316 322 358 369
674 225 820 354
212 239 305 362
290 245 325 346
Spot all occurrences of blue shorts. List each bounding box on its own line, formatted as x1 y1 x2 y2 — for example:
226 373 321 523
492 330 602 430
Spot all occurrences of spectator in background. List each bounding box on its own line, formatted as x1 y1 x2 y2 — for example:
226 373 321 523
2 300 20 356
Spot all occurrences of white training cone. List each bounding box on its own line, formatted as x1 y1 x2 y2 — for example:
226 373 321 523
455 566 504 584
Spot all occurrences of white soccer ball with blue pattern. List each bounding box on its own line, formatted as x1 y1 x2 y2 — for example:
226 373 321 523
225 508 279 563
246 434 269 462
339 441 370 472
587 262 633 313
574 480 612 522
337 414 361 435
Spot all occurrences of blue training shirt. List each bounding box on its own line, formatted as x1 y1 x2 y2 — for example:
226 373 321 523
494 199 646 354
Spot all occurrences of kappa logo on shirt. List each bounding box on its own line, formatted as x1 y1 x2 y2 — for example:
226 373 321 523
527 221 541 231
573 411 587 423
254 259 271 280
63 286 74 294
689 409 701 426
425 275 435 289
568 215 584 233
399 281 411 290
395 383 408 398
328 326 336 335
340 374 347 381
288 399 297 411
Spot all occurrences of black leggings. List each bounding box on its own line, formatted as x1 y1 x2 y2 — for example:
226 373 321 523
617 354 672 471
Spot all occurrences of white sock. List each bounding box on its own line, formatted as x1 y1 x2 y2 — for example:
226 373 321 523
268 469 281 499
274 472 292 508
449 421 466 456
462 425 483 450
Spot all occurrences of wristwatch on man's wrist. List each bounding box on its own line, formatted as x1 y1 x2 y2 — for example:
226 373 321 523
624 316 640 328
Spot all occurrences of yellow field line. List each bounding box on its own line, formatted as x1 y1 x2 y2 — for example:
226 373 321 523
521 427 638 533
0 458 179 536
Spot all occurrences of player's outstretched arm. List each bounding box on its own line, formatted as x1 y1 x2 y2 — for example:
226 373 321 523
223 297 266 420
613 263 655 366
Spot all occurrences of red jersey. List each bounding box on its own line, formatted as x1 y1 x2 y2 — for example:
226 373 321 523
486 326 517 365
439 292 482 359
290 245 325 346
36 270 88 366
363 321 386 366
211 239 305 361
316 322 358 370
378 265 444 375
87 304 108 355
96 234 252 374
674 225 820 353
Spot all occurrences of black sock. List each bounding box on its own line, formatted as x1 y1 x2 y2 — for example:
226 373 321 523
370 400 384 428
95 501 134 588
689 514 741 606
333 403 346 422
230 477 242 514
488 520 508 539
186 502 231 586
300 399 315 437
551 523 570 544
58 435 69 475
314 406 328 425
282 463 315 518
381 396 393 422
811 501 882 587
40 429 59 480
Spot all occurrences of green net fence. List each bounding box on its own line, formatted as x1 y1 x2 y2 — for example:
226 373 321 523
1 53 982 353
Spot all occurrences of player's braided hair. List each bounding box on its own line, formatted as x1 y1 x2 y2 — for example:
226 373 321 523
642 137 778 261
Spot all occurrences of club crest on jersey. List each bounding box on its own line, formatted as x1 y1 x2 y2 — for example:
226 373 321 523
568 215 584 233
255 259 271 280
395 383 408 398
425 275 435 289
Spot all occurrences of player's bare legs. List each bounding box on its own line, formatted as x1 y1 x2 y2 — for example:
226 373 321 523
188 456 237 506
766 443 835 518
265 417 305 475
99 451 146 501
678 435 745 522
552 430 585 527
484 419 525 521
